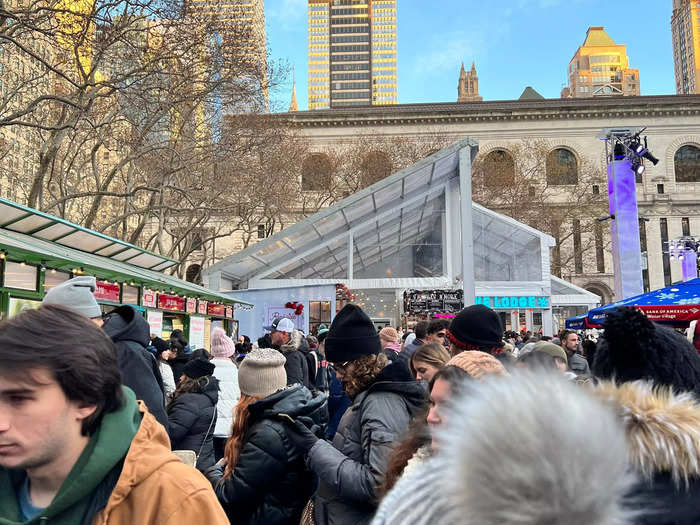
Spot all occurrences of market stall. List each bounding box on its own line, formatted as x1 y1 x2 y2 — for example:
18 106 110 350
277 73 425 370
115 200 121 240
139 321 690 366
0 197 251 348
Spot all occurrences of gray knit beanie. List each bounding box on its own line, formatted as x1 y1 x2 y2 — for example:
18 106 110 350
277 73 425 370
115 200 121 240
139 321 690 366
42 276 102 319
238 348 287 397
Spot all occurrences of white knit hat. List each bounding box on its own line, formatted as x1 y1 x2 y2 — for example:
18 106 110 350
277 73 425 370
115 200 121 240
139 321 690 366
238 348 287 397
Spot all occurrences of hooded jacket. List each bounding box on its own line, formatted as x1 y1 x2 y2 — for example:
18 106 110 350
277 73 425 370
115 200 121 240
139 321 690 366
309 361 427 525
167 376 219 472
206 385 328 525
0 389 228 525
102 306 168 429
280 330 311 389
595 381 700 525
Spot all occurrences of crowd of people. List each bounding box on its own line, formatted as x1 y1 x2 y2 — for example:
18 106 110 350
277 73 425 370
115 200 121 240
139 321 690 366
1 276 700 524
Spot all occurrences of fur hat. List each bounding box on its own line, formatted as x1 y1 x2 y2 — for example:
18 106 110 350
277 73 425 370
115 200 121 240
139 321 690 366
373 371 635 525
238 348 287 397
447 351 507 380
379 327 399 343
183 358 215 379
325 304 380 362
446 305 504 351
594 307 700 396
210 327 235 359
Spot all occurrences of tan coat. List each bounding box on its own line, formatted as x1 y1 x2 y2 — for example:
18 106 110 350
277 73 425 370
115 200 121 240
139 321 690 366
93 402 229 525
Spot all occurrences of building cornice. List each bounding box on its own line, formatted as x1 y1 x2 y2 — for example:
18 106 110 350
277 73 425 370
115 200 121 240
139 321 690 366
274 95 700 128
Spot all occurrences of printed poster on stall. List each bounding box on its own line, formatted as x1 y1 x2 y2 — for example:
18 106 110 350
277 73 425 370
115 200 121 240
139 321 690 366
146 310 163 338
189 316 205 350
7 297 42 319
264 305 305 332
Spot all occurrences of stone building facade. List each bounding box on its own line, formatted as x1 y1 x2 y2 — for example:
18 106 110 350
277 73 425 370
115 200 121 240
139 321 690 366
249 94 700 304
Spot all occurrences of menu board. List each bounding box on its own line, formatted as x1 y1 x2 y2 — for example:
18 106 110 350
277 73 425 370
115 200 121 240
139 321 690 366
404 289 464 314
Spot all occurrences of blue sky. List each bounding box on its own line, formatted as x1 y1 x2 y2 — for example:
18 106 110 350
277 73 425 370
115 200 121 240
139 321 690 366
266 0 675 111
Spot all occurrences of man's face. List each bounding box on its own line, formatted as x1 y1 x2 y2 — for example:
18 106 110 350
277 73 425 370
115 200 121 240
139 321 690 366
563 333 580 352
425 329 447 345
270 330 291 347
0 368 95 471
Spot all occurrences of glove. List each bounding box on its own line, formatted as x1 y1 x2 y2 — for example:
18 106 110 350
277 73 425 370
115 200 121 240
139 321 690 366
280 417 320 453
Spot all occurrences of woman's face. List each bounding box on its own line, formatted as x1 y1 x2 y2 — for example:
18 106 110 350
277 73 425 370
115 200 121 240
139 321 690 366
412 360 440 383
425 377 452 451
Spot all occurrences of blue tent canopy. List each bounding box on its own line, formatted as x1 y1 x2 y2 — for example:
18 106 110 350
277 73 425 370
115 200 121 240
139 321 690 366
587 278 700 325
565 314 588 330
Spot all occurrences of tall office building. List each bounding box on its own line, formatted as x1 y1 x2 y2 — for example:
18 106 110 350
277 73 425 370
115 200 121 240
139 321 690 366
671 0 700 94
561 26 640 98
308 0 397 110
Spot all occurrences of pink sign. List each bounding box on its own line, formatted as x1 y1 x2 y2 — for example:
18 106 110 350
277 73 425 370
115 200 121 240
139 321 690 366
225 305 233 319
186 297 197 313
208 303 226 317
197 300 208 315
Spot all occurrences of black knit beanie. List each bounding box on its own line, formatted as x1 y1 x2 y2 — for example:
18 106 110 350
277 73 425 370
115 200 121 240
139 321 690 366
594 307 700 396
183 358 215 379
447 304 504 350
325 304 381 362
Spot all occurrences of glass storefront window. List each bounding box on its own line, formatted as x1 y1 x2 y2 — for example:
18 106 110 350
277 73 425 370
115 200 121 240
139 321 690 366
43 270 70 292
122 285 139 305
309 300 332 335
3 261 38 291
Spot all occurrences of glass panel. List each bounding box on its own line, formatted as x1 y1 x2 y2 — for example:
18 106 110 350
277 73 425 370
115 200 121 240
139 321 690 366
353 289 399 322
343 195 375 225
122 285 139 305
6 215 54 233
34 223 75 241
353 193 444 278
372 180 403 209
267 236 348 280
3 261 38 291
57 230 113 252
310 301 322 322
43 270 70 292
321 301 331 322
402 164 432 196
472 208 542 281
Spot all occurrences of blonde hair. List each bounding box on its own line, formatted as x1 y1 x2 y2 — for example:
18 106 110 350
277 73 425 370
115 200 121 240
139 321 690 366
410 342 451 378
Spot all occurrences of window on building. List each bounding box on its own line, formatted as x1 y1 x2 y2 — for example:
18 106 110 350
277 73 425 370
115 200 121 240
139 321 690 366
682 217 691 236
302 153 333 191
478 149 515 188
592 184 600 195
674 144 700 182
43 269 70 292
309 301 332 335
546 148 578 185
640 219 650 292
257 224 266 239
360 150 392 187
660 218 671 286
657 183 665 194
573 219 583 274
594 222 605 273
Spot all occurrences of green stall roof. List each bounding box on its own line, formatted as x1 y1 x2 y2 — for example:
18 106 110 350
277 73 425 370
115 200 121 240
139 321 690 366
0 214 250 307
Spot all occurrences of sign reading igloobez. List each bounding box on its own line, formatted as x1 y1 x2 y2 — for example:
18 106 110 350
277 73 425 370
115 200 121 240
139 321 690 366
474 296 550 309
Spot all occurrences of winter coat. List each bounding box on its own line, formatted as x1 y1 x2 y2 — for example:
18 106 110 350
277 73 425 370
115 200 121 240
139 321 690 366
309 361 427 525
568 352 590 375
595 381 700 524
102 305 168 430
167 376 219 472
94 400 229 525
159 360 176 399
280 331 312 389
326 368 351 439
206 385 328 525
398 339 423 365
212 358 241 438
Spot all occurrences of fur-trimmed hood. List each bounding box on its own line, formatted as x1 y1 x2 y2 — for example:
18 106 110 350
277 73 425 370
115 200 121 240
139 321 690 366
594 381 700 486
279 329 304 355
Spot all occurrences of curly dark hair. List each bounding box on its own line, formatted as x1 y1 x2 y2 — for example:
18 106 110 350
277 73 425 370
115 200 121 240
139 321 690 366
340 353 388 398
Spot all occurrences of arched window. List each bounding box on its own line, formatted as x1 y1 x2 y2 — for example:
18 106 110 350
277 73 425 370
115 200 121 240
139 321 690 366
360 150 392 188
546 148 578 185
481 149 515 187
186 264 202 284
302 153 333 191
674 145 700 182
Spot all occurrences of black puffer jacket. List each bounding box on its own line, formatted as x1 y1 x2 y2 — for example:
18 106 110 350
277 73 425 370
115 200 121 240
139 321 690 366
280 330 312 389
309 361 427 525
206 385 328 525
167 376 219 471
102 305 168 430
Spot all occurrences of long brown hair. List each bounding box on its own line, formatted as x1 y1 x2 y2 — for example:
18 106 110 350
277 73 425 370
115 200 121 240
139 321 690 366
223 394 263 478
409 342 451 378
167 375 208 409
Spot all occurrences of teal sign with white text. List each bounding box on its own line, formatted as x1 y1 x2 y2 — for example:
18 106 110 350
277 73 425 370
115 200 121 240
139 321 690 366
474 296 550 309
